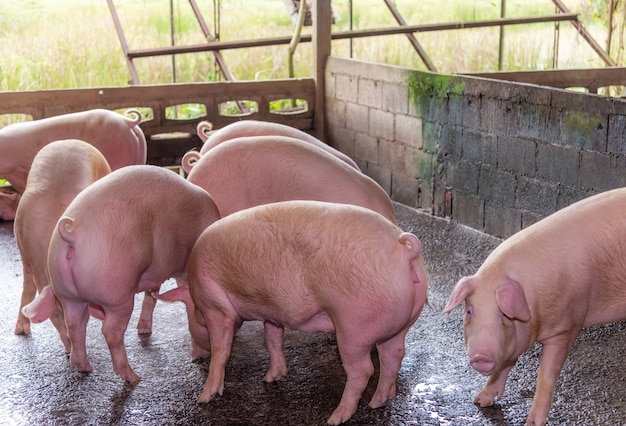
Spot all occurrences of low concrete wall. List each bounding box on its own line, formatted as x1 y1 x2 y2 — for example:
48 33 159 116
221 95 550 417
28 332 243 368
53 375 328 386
325 56 626 238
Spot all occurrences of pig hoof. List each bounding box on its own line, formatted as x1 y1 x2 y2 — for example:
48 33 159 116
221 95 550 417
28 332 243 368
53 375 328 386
369 393 393 409
14 322 31 336
136 321 153 336
474 393 496 407
197 393 217 404
70 358 93 373
120 371 141 384
262 367 288 382
326 411 350 425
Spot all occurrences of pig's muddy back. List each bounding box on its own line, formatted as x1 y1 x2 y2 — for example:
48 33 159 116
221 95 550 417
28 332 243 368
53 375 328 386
0 204 624 425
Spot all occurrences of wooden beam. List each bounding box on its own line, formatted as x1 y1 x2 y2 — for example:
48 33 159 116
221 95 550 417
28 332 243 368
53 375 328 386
466 67 626 92
313 0 331 141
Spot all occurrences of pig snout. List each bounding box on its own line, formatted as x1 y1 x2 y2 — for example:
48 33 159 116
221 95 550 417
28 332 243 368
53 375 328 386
469 353 496 376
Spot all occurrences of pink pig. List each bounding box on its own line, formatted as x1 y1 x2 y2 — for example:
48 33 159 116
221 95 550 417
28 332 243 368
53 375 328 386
184 200 428 425
14 139 111 351
443 187 626 426
22 165 220 383
181 120 359 173
186 135 393 222
0 109 147 220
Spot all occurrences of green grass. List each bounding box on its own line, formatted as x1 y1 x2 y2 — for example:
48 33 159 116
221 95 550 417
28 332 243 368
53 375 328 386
0 0 618 93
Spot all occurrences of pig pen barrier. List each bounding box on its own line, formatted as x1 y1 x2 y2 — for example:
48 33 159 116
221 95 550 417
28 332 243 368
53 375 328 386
324 57 626 239
1 58 626 239
0 78 316 168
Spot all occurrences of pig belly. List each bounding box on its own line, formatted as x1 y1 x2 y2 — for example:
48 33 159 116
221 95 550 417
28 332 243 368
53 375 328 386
247 307 335 335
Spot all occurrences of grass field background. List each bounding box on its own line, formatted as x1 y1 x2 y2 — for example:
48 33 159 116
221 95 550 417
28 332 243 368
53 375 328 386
0 0 617 92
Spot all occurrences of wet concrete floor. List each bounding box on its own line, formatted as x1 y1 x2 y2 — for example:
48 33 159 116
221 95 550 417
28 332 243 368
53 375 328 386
0 203 624 425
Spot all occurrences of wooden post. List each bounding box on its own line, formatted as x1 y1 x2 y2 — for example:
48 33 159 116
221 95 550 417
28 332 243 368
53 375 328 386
312 0 331 141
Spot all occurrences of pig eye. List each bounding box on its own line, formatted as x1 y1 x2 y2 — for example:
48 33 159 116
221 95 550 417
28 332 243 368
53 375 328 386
463 305 474 322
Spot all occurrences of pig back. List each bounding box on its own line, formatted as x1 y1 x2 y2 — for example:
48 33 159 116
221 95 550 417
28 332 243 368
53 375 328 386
52 165 220 285
15 140 111 276
198 120 360 170
187 135 395 223
189 200 424 330
22 139 111 196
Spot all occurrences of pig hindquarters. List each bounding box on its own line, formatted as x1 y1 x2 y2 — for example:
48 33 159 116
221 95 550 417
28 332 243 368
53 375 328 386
186 135 394 223
443 187 626 426
16 140 111 351
23 165 220 383
182 120 359 173
0 108 147 220
185 201 428 425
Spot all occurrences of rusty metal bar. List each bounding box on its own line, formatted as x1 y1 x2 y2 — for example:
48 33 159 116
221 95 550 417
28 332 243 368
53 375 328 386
188 0 234 81
551 0 616 66
187 0 247 113
106 0 141 84
128 13 579 59
382 0 437 72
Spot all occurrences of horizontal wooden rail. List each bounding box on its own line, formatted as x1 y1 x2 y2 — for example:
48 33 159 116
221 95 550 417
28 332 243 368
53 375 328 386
466 67 626 93
128 13 579 58
0 79 316 136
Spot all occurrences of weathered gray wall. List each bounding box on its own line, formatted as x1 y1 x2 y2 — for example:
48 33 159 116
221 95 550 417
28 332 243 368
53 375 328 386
325 56 626 238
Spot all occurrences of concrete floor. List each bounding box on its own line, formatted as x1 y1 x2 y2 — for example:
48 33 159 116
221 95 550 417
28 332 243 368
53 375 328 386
0 203 624 425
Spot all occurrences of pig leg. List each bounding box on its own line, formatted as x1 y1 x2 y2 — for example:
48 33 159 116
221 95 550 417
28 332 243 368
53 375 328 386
49 302 71 354
136 290 157 335
262 321 288 382
369 329 408 408
62 299 93 373
197 306 241 403
327 334 375 425
101 302 140 383
33 265 71 353
14 261 36 336
525 334 579 426
475 364 514 407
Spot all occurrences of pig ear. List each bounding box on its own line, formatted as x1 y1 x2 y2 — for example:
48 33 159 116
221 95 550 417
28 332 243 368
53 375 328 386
443 276 475 314
496 279 531 322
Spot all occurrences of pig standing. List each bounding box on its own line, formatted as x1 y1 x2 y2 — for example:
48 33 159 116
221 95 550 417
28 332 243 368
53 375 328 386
160 135 395 359
0 109 147 220
22 165 220 383
443 187 626 426
181 120 359 173
14 139 111 351
186 135 392 221
185 200 428 425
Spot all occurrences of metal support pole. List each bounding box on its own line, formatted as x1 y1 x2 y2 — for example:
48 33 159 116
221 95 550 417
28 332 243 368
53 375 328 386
382 0 437 71
498 0 506 70
552 0 616 66
106 0 141 84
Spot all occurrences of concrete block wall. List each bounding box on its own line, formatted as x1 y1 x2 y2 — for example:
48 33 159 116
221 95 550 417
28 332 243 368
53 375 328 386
325 56 626 238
